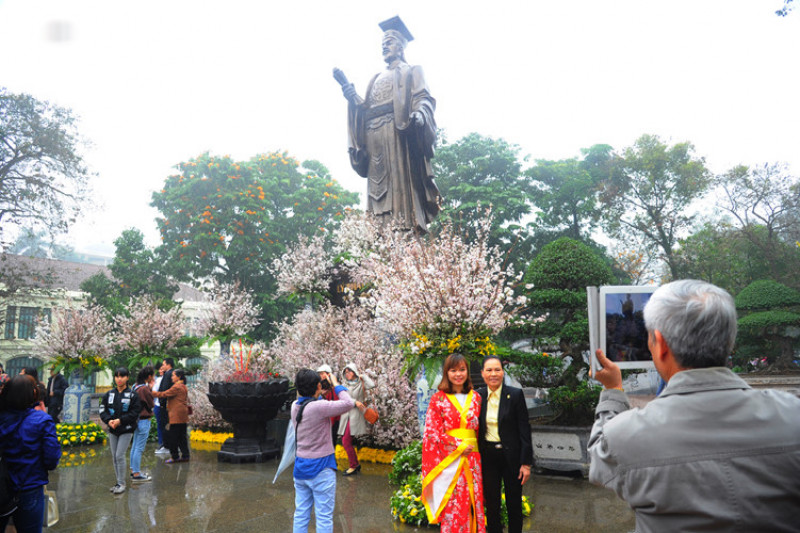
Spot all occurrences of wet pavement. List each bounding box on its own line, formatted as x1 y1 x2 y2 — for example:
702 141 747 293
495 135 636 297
47 441 635 533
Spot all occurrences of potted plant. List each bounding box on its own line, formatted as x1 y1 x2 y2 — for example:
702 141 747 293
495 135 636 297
33 306 114 423
206 340 293 463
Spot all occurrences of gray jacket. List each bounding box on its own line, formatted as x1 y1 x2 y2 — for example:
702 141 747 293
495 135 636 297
337 362 376 437
588 367 800 533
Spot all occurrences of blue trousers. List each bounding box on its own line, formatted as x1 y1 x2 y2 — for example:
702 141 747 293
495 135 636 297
153 405 165 446
293 468 336 533
129 418 151 473
0 486 45 533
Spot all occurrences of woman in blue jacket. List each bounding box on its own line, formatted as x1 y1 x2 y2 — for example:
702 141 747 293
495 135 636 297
0 374 61 533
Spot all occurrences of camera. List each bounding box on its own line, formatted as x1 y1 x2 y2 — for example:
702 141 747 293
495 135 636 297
587 285 657 374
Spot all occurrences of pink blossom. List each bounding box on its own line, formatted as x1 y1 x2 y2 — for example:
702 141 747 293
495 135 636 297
115 296 185 356
34 306 114 360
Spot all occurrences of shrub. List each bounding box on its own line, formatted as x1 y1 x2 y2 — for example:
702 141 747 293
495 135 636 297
389 439 422 486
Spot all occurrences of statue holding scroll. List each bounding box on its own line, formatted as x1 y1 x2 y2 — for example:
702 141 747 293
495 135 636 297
335 16 440 233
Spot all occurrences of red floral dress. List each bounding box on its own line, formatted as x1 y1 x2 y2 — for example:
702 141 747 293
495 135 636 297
421 390 486 533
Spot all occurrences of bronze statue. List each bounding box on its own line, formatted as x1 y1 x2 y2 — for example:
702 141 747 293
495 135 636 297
334 16 440 233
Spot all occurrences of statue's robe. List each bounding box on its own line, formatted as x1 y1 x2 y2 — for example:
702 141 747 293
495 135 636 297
347 61 440 233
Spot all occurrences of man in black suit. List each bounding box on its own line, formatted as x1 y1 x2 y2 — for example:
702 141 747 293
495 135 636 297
156 358 175 453
478 355 533 533
46 367 68 423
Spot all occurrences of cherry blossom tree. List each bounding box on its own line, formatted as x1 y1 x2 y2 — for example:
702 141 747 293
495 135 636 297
115 296 185 368
197 280 261 357
34 305 114 377
269 303 418 447
268 209 527 447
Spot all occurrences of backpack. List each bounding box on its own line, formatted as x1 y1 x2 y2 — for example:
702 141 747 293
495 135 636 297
0 455 18 518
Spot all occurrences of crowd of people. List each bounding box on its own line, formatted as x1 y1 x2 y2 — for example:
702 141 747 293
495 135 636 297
97 359 190 495
2 280 800 533
293 279 800 533
0 356 190 533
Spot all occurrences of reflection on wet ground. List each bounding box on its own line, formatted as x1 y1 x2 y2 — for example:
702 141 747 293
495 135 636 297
48 443 634 532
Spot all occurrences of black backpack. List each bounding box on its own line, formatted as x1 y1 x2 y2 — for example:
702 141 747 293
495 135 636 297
0 455 18 518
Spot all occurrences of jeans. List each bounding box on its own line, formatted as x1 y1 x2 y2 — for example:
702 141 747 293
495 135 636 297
293 468 336 533
0 486 45 533
109 432 134 486
130 418 151 473
153 405 164 446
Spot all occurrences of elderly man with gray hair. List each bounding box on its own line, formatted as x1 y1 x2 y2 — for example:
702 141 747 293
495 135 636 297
589 279 800 533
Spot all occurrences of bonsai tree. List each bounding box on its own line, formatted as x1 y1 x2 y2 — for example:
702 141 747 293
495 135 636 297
522 237 615 424
524 238 615 384
735 279 800 371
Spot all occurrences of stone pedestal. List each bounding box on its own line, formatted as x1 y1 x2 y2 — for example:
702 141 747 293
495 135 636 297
530 424 591 477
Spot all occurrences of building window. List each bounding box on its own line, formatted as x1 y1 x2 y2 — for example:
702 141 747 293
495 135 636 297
5 356 44 379
17 307 39 340
4 306 17 339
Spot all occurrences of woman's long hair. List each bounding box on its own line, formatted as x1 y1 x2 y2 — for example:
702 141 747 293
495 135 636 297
437 353 473 394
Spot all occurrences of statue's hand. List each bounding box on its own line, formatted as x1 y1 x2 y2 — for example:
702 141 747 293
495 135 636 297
410 111 424 127
342 83 358 102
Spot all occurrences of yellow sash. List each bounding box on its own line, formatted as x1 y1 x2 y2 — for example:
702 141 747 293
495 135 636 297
421 392 479 532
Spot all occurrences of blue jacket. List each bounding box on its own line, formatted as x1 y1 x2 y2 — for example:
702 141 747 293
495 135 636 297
0 408 61 491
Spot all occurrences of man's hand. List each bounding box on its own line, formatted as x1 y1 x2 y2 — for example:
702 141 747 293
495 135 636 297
518 464 531 485
109 419 120 429
591 349 623 390
410 111 424 127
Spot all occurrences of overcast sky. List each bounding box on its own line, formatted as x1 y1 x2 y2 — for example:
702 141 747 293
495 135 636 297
1 0 798 256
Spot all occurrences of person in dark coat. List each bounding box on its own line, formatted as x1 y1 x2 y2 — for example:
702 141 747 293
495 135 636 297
155 358 174 454
0 374 61 533
477 355 533 533
100 367 142 495
46 367 68 423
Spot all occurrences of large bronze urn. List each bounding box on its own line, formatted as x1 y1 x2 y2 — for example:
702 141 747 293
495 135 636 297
207 378 294 463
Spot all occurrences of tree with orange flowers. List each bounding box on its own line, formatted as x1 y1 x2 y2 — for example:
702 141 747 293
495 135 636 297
151 152 358 340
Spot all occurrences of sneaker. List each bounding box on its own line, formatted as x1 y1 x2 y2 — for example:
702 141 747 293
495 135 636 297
155 447 170 455
110 484 120 493
112 484 126 494
131 474 151 483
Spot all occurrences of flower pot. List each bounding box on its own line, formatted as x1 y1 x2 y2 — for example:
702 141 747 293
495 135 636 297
414 366 442 436
62 371 92 424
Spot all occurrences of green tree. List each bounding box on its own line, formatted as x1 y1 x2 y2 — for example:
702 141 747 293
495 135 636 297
526 145 612 241
716 163 800 286
674 223 768 295
675 222 799 294
0 88 92 248
80 228 178 316
524 237 615 384
597 134 710 280
433 133 532 266
736 280 800 370
151 151 358 340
